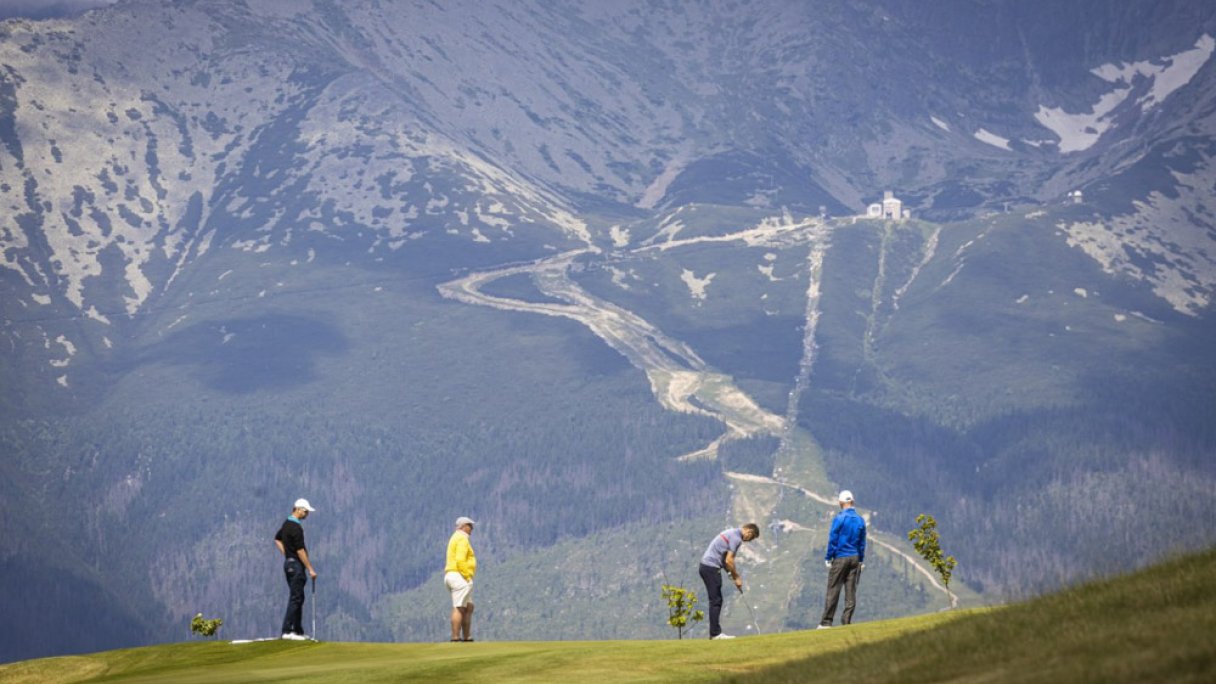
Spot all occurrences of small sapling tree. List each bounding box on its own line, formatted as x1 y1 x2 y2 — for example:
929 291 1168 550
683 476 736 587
190 612 224 639
908 514 958 606
661 584 704 639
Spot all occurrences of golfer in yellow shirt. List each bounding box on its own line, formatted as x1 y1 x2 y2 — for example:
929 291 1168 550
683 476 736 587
444 516 477 642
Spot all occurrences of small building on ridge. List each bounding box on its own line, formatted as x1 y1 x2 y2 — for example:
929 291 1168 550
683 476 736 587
866 191 911 220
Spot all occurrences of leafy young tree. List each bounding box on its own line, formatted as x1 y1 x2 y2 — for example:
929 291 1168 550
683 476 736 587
190 613 224 639
661 584 704 640
908 514 958 605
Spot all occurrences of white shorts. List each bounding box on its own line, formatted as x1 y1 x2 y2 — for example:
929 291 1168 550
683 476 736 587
444 572 473 608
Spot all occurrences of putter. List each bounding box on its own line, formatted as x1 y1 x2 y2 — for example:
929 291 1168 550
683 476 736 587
311 576 317 641
738 585 761 635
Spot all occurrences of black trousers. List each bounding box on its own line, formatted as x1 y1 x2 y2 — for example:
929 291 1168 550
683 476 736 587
820 555 861 626
699 563 724 638
281 558 308 635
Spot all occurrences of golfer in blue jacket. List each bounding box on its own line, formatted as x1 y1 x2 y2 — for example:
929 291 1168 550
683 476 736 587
819 489 866 628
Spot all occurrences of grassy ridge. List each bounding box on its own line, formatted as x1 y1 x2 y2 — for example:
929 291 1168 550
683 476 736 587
5 548 1213 683
735 547 1216 683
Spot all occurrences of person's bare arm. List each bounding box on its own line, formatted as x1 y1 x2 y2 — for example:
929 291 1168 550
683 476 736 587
724 551 742 588
298 549 318 578
275 540 286 556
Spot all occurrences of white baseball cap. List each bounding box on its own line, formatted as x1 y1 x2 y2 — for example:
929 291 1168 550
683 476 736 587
294 498 316 512
455 516 476 527
837 490 854 503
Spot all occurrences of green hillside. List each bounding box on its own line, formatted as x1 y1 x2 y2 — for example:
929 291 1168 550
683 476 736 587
5 547 1211 683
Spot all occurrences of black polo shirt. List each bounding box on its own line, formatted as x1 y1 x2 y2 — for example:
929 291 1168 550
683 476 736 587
275 518 307 561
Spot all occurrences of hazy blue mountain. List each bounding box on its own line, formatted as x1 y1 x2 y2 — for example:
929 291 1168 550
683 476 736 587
2 0 1214 663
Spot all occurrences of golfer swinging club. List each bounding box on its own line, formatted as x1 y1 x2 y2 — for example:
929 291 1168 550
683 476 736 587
699 523 760 639
274 498 318 640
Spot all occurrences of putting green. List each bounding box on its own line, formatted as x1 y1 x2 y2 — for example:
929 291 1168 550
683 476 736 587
0 611 959 683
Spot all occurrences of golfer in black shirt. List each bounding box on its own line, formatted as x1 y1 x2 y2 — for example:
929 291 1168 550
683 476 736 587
274 498 317 639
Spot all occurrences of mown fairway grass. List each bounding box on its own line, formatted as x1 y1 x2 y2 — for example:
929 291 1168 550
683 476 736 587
0 613 960 684
4 549 1213 683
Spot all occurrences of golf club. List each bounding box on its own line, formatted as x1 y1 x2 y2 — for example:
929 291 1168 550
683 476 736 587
311 576 317 641
737 585 761 635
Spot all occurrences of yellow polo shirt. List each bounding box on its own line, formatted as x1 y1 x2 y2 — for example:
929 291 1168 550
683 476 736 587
445 530 476 581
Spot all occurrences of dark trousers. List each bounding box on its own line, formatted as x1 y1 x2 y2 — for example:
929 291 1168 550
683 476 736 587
281 558 308 635
699 563 724 638
820 555 861 626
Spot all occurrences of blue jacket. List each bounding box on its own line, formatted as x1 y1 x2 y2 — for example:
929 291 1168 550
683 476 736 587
825 507 866 563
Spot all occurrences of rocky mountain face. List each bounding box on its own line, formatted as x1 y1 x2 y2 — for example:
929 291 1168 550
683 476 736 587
2 0 1214 663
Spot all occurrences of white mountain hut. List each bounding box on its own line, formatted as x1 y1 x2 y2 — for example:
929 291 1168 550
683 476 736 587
866 190 911 220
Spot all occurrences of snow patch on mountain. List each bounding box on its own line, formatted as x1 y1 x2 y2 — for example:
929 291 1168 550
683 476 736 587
48 334 76 368
609 225 631 248
1034 90 1128 154
642 212 687 248
1092 34 1215 109
974 128 1011 151
680 268 715 301
1035 34 1215 153
606 265 637 290
1060 162 1216 315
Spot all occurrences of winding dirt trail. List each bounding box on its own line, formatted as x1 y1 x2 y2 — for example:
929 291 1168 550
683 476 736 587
436 214 828 456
